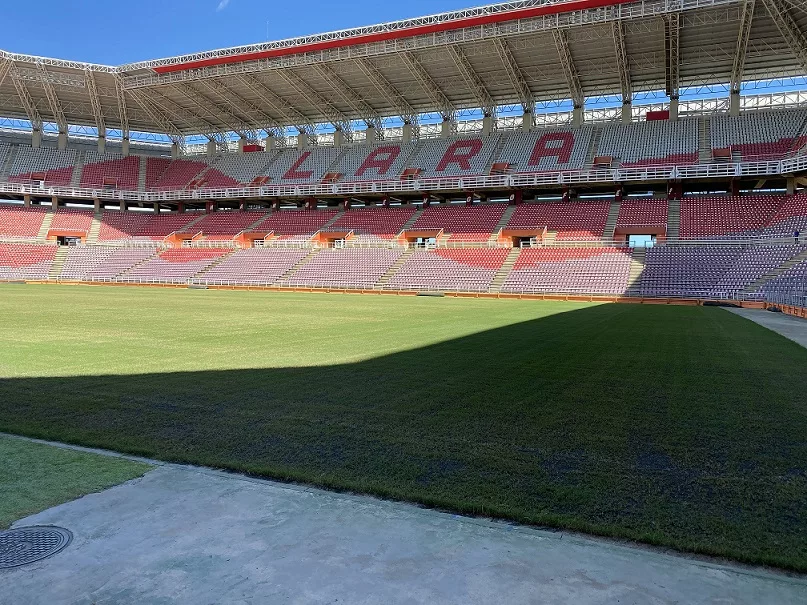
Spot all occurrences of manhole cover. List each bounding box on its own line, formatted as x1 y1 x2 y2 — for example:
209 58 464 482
0 526 72 569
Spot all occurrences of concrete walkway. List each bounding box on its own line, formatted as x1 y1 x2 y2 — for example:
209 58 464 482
4 462 805 604
728 307 807 349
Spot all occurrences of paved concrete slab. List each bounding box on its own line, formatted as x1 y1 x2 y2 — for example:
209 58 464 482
728 308 807 349
3 463 805 605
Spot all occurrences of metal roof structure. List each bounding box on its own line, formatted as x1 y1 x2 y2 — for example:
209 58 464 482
0 0 805 140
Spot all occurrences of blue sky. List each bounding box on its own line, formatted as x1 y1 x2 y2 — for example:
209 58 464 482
3 0 479 64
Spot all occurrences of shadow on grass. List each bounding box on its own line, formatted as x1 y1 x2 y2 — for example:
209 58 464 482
1 303 806 571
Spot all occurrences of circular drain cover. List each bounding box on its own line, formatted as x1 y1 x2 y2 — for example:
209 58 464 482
0 526 72 569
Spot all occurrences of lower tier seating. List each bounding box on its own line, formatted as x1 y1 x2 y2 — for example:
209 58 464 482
286 249 403 288
122 248 230 283
386 249 509 292
502 248 632 295
0 239 805 299
196 248 310 285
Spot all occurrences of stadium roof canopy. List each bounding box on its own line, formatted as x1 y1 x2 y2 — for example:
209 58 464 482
0 0 805 140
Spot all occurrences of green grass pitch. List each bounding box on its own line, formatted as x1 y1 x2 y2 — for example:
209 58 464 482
0 284 805 570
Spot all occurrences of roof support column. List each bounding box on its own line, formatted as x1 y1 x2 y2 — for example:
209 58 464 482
521 109 534 131
58 132 67 151
98 134 105 154
334 129 346 147
265 133 276 152
402 123 414 143
729 91 741 116
207 140 217 157
669 98 679 122
573 107 584 127
482 114 494 136
441 118 454 138
297 132 310 150
31 129 42 149
121 137 130 157
364 125 377 144
622 100 632 124
171 142 179 159
730 0 755 117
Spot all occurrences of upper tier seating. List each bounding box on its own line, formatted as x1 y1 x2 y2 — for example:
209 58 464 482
98 212 199 242
496 127 593 172
189 211 269 239
386 249 509 292
50 208 94 233
410 135 500 177
679 195 783 238
253 209 339 238
146 158 207 190
286 248 403 288
195 248 310 285
411 204 506 241
80 153 140 190
207 153 274 185
598 120 698 167
502 247 632 295
710 110 807 160
616 199 669 228
9 147 76 185
329 207 417 238
0 204 47 238
333 142 418 181
264 148 342 183
124 248 229 283
0 243 57 279
505 201 611 240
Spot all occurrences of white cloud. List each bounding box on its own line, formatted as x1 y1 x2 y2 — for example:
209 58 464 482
216 0 231 11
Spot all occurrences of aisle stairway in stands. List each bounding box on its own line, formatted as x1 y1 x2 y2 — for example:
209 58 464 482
625 247 647 295
603 200 621 240
375 248 414 287
399 207 424 232
138 156 148 191
276 249 320 283
70 150 87 187
489 248 521 293
86 213 102 244
587 127 603 166
699 117 712 163
1 146 18 181
178 212 210 233
37 211 55 242
667 199 681 240
318 209 345 232
47 246 68 279
487 136 511 172
488 205 517 244
742 248 807 295
193 249 237 279
115 250 160 280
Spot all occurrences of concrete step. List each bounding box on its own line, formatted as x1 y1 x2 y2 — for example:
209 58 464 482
86 213 102 245
625 247 647 293
666 199 681 240
489 248 521 293
488 205 517 243
192 249 237 280
699 117 712 163
47 246 69 280
70 149 87 187
399 207 425 233
276 249 320 284
37 211 55 242
376 248 414 287
138 155 148 191
1 145 19 181
603 199 621 240
742 248 807 294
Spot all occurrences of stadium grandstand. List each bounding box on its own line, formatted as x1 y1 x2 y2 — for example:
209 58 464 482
0 0 805 306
